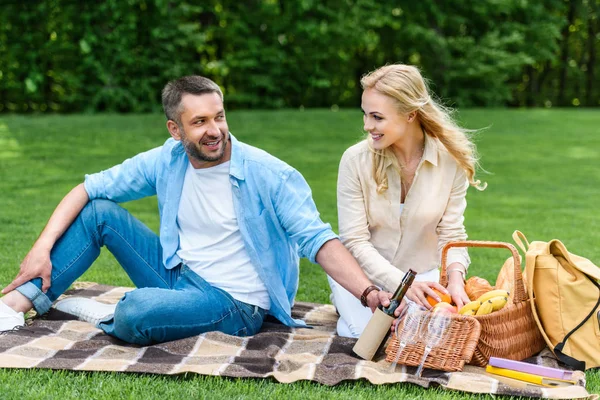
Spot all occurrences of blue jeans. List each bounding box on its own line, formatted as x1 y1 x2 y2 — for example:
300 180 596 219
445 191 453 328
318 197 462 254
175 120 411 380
16 199 266 345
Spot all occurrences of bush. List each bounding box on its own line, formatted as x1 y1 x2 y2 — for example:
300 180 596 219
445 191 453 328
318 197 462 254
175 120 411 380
0 0 596 112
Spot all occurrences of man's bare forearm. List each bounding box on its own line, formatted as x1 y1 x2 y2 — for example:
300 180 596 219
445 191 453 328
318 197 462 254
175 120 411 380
1 183 90 296
316 239 372 298
316 238 395 312
34 183 90 250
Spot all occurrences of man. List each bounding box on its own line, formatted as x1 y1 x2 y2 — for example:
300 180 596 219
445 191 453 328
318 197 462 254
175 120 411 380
0 76 392 345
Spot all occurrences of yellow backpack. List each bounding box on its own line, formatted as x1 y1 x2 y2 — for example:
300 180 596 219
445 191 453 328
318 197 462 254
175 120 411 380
513 231 600 370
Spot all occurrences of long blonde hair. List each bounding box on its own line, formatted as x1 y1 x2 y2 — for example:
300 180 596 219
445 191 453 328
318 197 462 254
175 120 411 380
361 64 485 193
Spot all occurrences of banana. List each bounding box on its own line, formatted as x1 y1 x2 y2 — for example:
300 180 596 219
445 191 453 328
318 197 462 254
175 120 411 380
458 300 482 315
489 296 508 311
461 309 476 316
475 289 510 303
475 300 494 316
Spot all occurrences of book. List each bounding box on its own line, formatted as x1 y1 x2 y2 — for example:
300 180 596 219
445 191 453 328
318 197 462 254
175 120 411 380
488 373 552 390
488 357 573 380
485 365 577 388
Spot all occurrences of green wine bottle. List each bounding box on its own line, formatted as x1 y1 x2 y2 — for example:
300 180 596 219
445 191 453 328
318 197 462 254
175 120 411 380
380 269 417 315
353 268 418 360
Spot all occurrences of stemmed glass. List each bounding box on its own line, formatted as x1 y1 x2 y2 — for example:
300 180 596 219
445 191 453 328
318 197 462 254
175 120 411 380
389 300 428 372
414 310 452 377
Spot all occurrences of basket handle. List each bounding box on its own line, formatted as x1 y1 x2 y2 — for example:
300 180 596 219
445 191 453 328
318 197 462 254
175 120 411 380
512 230 529 254
439 240 527 304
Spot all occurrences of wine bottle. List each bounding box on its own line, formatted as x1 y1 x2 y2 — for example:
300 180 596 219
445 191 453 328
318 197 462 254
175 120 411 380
352 269 417 360
381 269 417 315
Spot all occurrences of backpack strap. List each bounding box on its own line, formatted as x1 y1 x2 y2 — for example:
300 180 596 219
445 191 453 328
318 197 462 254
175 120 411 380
525 244 554 348
553 275 600 371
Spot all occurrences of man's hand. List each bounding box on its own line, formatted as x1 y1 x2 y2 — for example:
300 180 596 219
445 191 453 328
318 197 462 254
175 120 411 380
390 298 410 332
2 245 52 294
367 280 451 315
1 183 89 296
365 288 392 312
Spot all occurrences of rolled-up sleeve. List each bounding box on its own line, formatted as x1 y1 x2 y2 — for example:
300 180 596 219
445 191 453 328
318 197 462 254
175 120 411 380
274 169 338 264
436 166 470 269
83 146 162 202
337 151 405 290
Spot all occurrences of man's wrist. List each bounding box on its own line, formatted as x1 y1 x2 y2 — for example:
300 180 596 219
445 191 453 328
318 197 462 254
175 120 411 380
360 285 380 307
33 238 54 252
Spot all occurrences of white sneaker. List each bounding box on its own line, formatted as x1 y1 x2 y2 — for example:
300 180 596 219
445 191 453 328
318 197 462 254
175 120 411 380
53 297 117 326
0 301 25 333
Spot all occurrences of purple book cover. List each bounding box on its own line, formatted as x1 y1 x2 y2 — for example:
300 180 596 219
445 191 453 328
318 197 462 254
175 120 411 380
488 357 573 380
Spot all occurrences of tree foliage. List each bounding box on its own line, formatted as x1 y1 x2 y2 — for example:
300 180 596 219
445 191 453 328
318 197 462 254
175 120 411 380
0 0 597 112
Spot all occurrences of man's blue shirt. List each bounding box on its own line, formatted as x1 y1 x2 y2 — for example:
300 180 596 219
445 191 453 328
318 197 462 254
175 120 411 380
83 134 337 327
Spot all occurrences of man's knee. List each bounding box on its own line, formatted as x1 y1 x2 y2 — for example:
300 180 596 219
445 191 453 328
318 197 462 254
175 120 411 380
78 199 124 241
112 289 155 345
113 288 168 346
82 199 121 222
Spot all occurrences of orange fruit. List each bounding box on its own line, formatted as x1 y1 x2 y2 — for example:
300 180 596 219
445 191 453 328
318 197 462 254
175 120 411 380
426 289 453 307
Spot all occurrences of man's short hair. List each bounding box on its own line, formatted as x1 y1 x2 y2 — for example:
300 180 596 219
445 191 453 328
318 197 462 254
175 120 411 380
161 76 224 124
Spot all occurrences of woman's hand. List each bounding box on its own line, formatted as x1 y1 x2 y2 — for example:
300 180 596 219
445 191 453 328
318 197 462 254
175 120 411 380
403 281 449 310
446 281 470 310
446 263 470 309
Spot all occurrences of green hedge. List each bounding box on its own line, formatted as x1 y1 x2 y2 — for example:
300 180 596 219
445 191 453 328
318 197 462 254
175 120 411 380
0 0 598 112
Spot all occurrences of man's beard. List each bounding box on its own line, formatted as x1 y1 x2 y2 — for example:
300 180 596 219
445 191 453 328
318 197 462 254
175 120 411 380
180 128 228 163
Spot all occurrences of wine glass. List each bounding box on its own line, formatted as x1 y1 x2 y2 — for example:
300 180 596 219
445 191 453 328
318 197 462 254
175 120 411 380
389 300 428 372
414 310 452 377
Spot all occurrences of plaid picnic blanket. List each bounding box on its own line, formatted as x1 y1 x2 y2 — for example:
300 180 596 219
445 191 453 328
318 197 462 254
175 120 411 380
0 283 595 399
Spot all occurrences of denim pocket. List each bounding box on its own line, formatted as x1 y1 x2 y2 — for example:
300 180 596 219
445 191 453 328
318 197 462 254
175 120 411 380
233 326 248 337
238 303 265 335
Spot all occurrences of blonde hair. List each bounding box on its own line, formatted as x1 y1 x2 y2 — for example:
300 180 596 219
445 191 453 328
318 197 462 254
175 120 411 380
361 64 486 193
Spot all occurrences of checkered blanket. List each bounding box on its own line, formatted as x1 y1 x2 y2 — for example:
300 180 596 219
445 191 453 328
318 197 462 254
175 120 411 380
0 283 595 399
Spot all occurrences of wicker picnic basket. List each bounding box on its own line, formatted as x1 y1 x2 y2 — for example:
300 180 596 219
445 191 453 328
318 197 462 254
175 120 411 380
385 240 546 370
443 241 546 366
385 312 481 372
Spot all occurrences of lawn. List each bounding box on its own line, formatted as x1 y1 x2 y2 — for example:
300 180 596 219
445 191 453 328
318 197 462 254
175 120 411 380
1 108 599 399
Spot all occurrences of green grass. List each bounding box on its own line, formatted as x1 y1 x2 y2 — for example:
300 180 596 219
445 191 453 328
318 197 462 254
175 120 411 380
1 108 599 399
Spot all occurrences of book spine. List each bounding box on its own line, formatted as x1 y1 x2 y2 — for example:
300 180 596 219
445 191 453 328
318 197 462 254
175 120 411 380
486 365 544 385
488 357 571 380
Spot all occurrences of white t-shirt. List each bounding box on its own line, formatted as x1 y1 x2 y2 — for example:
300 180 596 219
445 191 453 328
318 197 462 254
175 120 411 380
176 161 271 310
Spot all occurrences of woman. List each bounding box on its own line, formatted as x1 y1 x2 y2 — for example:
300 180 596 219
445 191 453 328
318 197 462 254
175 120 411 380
329 64 485 338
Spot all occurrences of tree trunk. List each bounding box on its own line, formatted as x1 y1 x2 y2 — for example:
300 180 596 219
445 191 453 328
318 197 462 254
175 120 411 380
558 0 577 106
586 1 598 106
525 65 537 107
